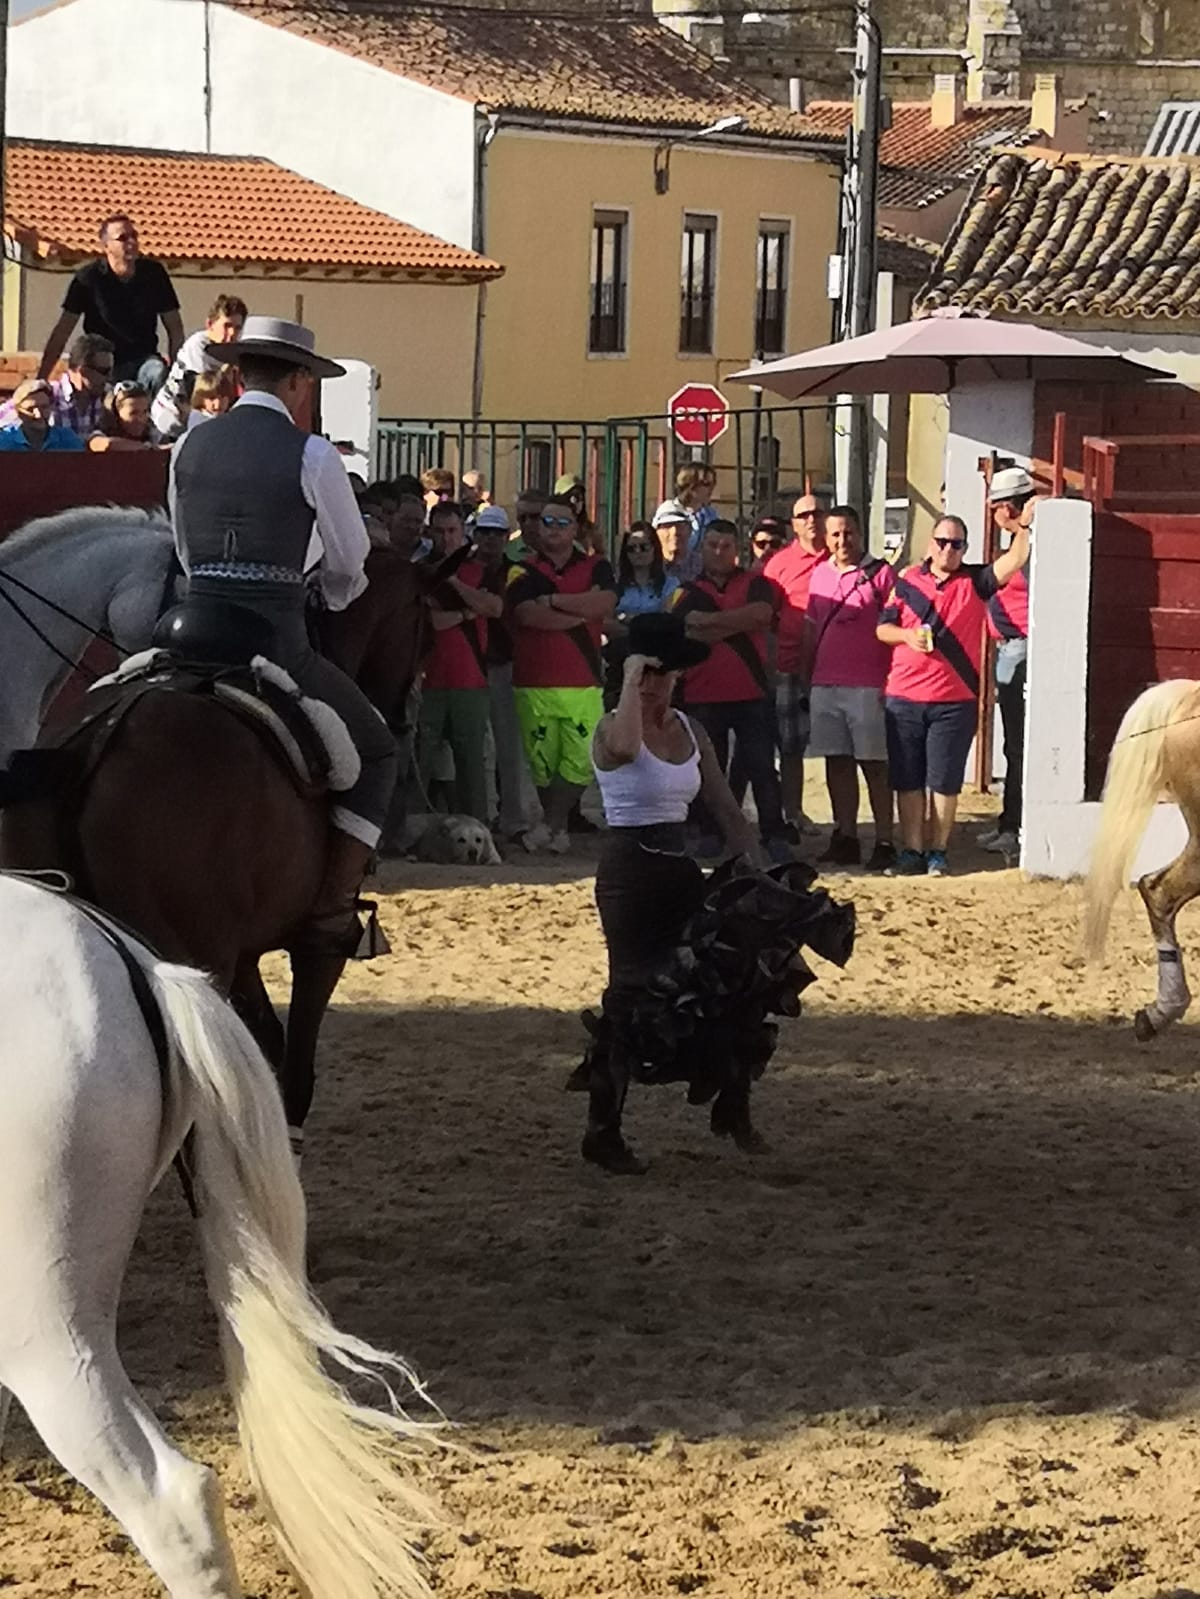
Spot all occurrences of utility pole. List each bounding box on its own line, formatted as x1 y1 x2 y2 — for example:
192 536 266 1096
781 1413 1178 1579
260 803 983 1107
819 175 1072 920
838 0 882 518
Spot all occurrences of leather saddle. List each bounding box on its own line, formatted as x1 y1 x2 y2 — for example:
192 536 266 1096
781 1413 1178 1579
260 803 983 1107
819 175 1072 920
0 599 332 810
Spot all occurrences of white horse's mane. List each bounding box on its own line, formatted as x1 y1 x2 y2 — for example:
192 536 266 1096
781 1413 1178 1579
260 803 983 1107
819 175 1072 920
0 504 172 564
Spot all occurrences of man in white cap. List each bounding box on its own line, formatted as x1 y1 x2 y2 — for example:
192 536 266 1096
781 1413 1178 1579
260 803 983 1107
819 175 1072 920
653 498 700 583
981 464 1038 857
169 315 397 959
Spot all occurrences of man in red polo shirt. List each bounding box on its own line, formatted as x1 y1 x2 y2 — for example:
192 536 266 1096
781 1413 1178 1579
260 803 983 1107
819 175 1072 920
675 519 790 863
418 501 503 823
763 491 828 834
876 512 1030 876
508 496 617 853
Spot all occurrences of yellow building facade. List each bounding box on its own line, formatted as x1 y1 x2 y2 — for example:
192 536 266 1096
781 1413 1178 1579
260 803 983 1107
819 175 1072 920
477 127 842 518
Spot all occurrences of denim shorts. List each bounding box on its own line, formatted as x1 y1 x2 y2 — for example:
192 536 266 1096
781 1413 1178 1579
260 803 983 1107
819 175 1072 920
884 696 976 796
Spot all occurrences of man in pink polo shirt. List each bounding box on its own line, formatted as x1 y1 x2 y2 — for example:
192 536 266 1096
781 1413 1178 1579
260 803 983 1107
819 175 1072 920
763 491 828 833
799 506 895 872
876 512 1030 877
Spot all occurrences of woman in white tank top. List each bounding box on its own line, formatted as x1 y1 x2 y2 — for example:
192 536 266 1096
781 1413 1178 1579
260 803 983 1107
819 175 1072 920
580 612 765 1173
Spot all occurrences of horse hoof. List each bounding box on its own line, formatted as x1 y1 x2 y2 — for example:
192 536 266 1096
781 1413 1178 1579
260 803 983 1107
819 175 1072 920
1133 1009 1157 1043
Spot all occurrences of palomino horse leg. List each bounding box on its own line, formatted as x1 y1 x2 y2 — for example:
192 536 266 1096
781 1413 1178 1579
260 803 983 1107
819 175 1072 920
282 951 349 1130
1133 841 1200 1040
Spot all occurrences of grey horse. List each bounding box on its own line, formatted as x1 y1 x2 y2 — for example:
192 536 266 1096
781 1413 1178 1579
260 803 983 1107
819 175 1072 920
0 506 175 765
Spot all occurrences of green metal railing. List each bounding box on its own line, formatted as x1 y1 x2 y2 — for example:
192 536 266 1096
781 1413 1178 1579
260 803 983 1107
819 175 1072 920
374 403 845 551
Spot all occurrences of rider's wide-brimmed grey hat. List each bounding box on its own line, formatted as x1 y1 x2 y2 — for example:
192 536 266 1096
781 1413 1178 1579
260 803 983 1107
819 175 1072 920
222 317 345 380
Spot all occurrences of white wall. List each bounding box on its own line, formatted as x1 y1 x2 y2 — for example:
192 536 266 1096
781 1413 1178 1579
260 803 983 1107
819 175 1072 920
1022 496 1187 879
209 9 477 249
8 0 478 249
944 380 1035 560
9 0 209 149
1062 329 1200 387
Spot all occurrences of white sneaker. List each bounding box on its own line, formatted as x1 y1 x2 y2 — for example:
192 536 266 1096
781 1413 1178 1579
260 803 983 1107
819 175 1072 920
521 823 552 852
548 830 572 855
983 830 1019 855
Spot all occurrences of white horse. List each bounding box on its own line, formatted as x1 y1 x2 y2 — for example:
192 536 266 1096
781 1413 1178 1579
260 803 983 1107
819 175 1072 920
0 874 437 1598
0 505 175 764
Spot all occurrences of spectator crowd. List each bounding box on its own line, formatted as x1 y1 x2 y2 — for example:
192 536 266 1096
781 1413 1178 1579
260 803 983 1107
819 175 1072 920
0 208 1032 875
357 460 1031 879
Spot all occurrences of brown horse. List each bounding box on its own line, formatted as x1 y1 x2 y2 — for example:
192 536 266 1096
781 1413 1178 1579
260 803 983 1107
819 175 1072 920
1081 678 1200 1039
0 543 432 1131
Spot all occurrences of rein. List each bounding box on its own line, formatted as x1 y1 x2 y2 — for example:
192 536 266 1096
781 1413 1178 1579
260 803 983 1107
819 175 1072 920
0 567 121 683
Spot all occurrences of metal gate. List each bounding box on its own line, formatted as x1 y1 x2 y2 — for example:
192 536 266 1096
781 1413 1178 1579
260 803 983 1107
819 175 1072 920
373 404 841 551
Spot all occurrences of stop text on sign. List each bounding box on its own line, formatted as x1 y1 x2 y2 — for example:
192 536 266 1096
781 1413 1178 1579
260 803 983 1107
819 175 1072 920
668 383 730 447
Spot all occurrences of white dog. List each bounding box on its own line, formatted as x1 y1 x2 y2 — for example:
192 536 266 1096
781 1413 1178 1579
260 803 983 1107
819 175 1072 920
402 813 502 866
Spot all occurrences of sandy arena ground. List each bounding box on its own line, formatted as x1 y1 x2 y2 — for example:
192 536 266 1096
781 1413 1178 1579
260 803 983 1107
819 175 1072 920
8 798 1200 1598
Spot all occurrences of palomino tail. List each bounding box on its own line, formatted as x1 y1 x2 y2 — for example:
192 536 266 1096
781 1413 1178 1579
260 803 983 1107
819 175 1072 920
148 961 439 1599
1081 679 1198 960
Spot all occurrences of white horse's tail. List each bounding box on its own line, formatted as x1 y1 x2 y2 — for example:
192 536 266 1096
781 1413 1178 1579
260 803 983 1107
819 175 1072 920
148 961 439 1599
1081 679 1198 960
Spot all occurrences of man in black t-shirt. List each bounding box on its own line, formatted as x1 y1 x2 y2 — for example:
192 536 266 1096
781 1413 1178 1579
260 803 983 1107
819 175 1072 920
39 214 183 388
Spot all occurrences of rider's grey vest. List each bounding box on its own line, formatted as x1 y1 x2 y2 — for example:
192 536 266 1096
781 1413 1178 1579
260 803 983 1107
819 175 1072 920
173 402 313 587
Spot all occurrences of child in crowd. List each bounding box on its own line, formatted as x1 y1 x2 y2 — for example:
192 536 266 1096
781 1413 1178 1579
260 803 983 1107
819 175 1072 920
88 381 161 451
184 364 239 429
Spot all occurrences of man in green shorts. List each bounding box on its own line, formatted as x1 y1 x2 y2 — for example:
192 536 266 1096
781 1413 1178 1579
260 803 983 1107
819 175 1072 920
507 495 617 852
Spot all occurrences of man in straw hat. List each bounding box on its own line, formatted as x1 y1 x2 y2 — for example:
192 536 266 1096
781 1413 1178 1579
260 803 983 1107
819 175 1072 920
169 315 397 956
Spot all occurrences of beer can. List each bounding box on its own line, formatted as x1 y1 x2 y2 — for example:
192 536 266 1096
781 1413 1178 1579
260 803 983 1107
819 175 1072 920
916 624 934 653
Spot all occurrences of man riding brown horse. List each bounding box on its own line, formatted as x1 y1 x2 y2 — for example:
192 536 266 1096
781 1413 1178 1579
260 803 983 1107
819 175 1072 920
169 316 397 956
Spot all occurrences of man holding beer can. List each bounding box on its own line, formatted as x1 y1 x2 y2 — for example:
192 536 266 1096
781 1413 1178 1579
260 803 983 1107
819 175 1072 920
876 512 1030 876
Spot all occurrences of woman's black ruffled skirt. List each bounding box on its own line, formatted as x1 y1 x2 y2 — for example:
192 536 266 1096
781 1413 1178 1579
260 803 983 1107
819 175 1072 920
577 832 856 1107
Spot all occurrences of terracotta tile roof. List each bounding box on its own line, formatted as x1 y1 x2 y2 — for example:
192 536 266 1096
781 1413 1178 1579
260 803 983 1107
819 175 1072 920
917 150 1200 322
877 224 941 283
807 100 1040 209
3 138 504 280
226 0 836 142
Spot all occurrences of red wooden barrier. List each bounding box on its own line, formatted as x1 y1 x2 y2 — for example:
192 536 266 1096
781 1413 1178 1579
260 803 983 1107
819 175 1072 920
1086 510 1200 797
0 452 169 539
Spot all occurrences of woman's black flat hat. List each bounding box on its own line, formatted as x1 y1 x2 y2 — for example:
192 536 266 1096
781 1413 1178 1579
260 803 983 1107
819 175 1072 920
627 610 710 671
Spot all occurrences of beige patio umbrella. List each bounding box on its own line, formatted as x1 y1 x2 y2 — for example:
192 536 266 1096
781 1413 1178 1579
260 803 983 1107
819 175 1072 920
727 317 1171 399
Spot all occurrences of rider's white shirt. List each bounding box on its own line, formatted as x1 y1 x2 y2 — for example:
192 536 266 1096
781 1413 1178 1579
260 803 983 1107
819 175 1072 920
167 389 370 612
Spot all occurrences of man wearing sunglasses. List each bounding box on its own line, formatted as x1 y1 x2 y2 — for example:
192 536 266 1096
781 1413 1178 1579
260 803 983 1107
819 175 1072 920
507 496 617 853
763 492 829 837
39 214 183 390
876 511 1030 876
0 334 114 439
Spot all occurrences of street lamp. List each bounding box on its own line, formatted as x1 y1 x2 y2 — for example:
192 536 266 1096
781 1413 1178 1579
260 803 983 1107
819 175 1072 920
654 113 748 194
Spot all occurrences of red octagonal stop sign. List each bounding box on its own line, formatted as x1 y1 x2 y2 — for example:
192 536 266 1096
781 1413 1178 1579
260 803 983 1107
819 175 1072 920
668 383 730 448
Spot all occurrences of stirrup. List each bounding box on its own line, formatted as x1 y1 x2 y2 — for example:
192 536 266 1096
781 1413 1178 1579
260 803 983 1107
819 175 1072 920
353 898 391 959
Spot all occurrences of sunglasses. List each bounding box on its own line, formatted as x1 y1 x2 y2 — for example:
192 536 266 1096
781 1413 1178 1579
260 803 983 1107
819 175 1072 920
112 381 148 399
753 536 784 550
793 510 820 520
541 514 574 529
933 536 966 552
626 540 653 552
